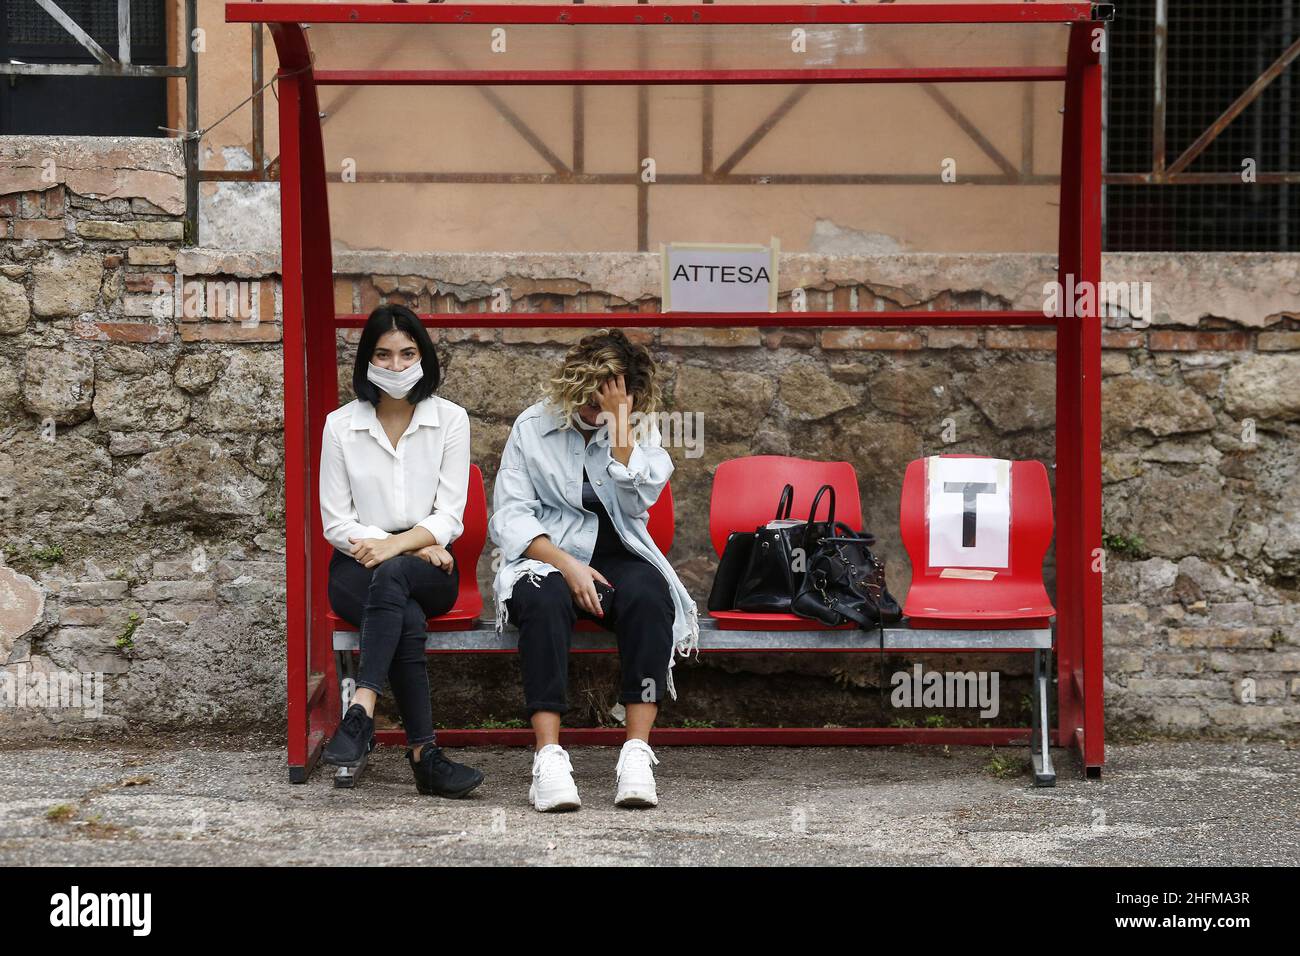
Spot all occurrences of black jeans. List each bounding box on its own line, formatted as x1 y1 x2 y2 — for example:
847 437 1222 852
328 548 459 747
506 548 674 720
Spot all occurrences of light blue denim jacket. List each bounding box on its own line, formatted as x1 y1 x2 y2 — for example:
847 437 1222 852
488 399 700 699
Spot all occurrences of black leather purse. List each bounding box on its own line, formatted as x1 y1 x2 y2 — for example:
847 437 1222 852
791 520 903 706
791 522 902 629
707 530 755 611
707 484 793 612
732 484 806 613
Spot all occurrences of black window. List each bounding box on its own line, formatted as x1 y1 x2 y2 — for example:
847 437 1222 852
1 0 168 136
1106 0 1300 251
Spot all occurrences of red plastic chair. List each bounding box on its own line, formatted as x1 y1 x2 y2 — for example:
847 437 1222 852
574 481 673 631
708 456 862 630
328 463 488 634
899 455 1055 629
645 480 674 556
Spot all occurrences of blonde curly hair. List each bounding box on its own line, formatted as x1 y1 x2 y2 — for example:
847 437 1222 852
544 328 663 440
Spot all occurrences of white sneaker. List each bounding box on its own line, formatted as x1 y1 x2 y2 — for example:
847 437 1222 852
529 744 581 812
614 738 659 808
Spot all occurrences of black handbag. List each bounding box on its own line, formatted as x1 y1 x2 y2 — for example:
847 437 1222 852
708 484 791 612
791 520 903 706
791 522 902 629
732 484 806 613
707 530 755 611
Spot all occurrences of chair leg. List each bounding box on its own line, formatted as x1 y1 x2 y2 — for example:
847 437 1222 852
332 650 371 789
1031 647 1057 787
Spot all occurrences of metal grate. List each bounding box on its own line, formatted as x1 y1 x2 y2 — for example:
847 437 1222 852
1105 0 1300 251
4 0 166 54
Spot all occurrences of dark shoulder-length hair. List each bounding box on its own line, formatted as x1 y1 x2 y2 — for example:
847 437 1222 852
352 304 441 406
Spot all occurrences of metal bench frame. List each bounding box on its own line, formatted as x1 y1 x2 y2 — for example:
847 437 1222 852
332 619 1057 788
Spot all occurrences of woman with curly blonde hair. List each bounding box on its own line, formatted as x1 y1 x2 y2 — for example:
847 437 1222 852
489 328 699 812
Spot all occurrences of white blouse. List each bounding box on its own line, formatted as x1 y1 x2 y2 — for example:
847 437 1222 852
319 395 471 554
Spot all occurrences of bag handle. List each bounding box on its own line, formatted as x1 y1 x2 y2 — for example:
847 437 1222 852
829 521 876 547
773 483 795 520
800 484 836 551
807 484 836 528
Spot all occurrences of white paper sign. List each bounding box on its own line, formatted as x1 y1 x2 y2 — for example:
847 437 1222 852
926 456 1011 569
661 240 778 313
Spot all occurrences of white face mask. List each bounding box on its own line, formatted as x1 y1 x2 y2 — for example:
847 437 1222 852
367 361 424 400
572 408 602 432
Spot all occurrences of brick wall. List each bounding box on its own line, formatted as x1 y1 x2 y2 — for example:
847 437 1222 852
1 136 1297 741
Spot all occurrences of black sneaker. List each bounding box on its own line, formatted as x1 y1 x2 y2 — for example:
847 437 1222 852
323 703 375 768
407 745 485 798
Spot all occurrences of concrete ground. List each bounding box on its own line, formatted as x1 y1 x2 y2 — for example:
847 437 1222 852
0 735 1295 866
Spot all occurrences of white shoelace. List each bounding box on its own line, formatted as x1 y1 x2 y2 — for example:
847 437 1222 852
615 739 659 779
533 746 574 784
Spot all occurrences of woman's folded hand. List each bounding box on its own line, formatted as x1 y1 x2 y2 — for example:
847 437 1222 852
413 544 455 572
348 535 408 568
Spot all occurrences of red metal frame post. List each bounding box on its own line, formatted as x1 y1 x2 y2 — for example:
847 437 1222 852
226 4 1097 27
269 22 336 782
1056 20 1106 777
1078 30 1106 777
1055 29 1084 767
297 52 343 766
269 24 311 782
312 67 1069 86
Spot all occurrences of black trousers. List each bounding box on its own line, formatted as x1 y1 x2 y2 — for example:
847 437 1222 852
506 548 674 719
327 548 459 747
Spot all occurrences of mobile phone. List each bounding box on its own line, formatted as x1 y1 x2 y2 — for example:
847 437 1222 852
593 579 616 615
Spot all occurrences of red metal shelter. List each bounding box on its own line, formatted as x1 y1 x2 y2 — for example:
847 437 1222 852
225 2 1109 784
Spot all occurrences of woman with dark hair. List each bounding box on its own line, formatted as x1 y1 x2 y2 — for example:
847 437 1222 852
319 303 484 798
489 328 700 812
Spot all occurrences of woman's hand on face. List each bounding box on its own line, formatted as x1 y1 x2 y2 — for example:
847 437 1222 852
595 374 637 447
596 374 634 417
414 544 454 572
559 556 612 618
348 536 404 569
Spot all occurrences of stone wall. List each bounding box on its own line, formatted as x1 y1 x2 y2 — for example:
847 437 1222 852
1 136 1298 742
